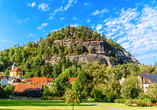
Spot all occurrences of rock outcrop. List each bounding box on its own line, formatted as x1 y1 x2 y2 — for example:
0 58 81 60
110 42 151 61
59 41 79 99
46 39 139 66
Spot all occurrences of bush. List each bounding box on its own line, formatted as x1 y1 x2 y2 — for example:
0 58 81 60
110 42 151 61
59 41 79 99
146 101 153 107
87 97 94 102
47 96 54 100
136 100 146 107
41 96 48 100
17 96 22 99
114 99 126 103
29 97 33 100
138 92 149 99
141 98 151 102
125 99 134 106
94 98 101 102
103 97 110 102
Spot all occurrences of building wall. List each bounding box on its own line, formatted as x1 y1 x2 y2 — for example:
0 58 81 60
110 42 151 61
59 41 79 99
143 84 150 93
10 71 23 77
10 72 17 77
1 78 8 86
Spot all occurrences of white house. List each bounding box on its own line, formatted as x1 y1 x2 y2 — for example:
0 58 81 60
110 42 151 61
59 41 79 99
138 73 157 93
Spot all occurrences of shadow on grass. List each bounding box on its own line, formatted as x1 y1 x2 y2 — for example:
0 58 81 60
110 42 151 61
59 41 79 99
0 100 91 107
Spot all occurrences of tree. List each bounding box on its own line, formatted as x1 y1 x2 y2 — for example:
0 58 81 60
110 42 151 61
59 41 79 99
66 89 82 110
4 69 9 76
148 84 157 101
88 45 92 53
121 76 140 99
4 85 15 98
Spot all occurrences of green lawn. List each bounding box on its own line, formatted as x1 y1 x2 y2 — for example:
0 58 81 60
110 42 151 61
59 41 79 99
0 100 112 110
90 102 157 110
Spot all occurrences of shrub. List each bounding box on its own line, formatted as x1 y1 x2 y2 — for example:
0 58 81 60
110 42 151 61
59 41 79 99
103 97 110 102
41 96 48 100
29 97 33 100
142 98 151 102
17 96 22 99
146 101 153 107
87 97 94 102
47 96 54 100
125 99 134 106
136 100 146 107
138 92 148 99
114 99 126 103
94 98 101 102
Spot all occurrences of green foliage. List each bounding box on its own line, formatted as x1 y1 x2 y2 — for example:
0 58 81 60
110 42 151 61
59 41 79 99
94 98 102 102
4 85 15 98
88 45 92 53
125 99 135 106
114 99 126 103
147 84 157 102
86 97 94 102
103 97 110 102
146 101 153 107
66 89 82 110
4 69 9 76
0 86 6 98
136 100 146 107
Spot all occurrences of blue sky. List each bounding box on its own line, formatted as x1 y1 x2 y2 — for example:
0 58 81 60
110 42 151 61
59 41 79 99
0 0 157 65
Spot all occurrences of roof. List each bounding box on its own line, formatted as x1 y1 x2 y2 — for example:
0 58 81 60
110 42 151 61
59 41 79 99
10 68 23 72
69 77 77 82
14 83 42 93
139 73 157 83
25 77 47 84
47 78 54 83
142 82 151 84
0 76 6 80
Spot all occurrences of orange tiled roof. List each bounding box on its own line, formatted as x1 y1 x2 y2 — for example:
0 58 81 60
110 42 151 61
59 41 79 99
69 77 77 82
25 77 47 84
14 83 42 93
0 77 6 80
10 68 23 72
47 78 54 83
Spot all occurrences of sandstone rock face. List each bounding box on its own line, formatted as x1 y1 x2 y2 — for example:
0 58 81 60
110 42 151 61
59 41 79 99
46 54 115 66
47 39 139 66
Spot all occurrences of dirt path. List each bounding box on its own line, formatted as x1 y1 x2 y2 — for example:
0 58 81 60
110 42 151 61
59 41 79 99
82 103 132 110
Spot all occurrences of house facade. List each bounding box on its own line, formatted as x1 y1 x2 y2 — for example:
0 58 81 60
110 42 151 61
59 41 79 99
0 78 8 86
138 73 157 93
10 68 23 77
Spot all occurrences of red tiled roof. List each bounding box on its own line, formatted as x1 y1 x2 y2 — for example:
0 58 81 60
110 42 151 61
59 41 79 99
14 83 42 93
10 68 23 72
0 77 6 80
69 77 77 82
25 78 33 82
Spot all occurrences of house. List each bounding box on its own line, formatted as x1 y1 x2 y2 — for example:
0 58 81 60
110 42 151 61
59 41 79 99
138 73 157 93
10 68 23 78
13 83 42 99
69 77 77 84
10 62 23 78
8 77 21 85
0 77 8 86
25 77 54 86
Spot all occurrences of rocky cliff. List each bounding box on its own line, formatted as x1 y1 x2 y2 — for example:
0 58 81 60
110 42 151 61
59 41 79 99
46 39 139 66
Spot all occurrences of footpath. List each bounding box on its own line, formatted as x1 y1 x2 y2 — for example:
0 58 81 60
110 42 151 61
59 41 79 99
82 103 132 110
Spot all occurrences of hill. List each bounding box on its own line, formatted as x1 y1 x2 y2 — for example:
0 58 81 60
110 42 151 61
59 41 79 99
0 25 139 77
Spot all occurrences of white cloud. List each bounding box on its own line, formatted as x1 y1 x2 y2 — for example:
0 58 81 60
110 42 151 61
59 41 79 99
31 2 36 7
26 33 36 37
64 0 77 11
70 23 78 27
102 5 157 56
72 17 77 20
84 2 91 6
27 2 36 7
96 24 102 31
1 39 6 42
60 17 65 21
136 53 157 60
87 19 91 23
38 3 50 11
37 23 48 30
92 9 109 16
49 6 63 20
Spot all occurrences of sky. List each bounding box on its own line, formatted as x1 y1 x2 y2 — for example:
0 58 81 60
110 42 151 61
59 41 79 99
0 0 157 65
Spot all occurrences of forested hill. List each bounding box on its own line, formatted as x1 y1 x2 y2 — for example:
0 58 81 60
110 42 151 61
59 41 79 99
0 25 139 77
